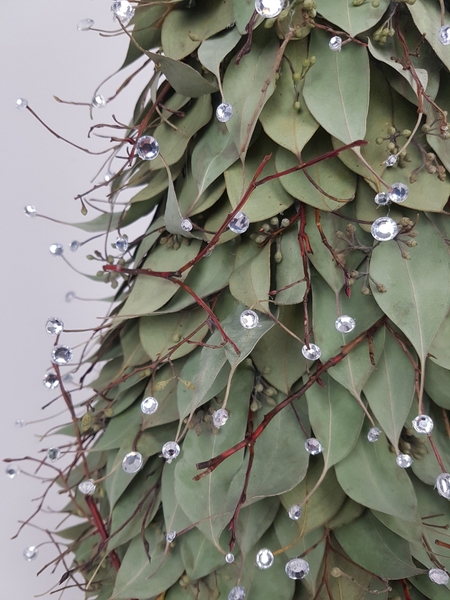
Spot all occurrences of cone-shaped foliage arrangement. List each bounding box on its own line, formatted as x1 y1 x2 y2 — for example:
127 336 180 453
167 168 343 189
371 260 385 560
12 1 450 599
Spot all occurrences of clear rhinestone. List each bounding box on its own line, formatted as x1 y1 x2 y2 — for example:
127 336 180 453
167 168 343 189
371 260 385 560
335 315 355 333
49 243 64 256
92 94 107 109
111 0 135 25
213 408 229 428
228 586 246 600
162 441 180 463
396 453 413 468
216 102 233 122
412 414 434 435
374 192 390 206
285 558 310 580
180 218 193 232
6 466 20 479
367 427 381 442
256 548 274 569
254 0 285 18
429 568 449 585
302 344 321 361
104 170 115 182
43 372 59 390
70 240 80 252
228 211 250 234
166 530 177 543
47 447 61 461
136 135 160 160
65 291 76 302
439 25 450 46
385 155 397 167
436 473 450 499
371 217 398 241
77 18 95 31
122 451 143 474
63 372 74 384
329 36 342 51
240 309 259 329
45 317 64 335
24 205 37 217
389 182 409 203
16 98 28 110
51 345 73 365
225 553 235 563
78 479 96 495
288 504 302 520
15 419 26 428
141 396 159 415
305 438 322 455
23 546 39 561
115 236 129 253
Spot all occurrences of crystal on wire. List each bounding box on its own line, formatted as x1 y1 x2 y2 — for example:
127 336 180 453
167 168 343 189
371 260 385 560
216 102 233 122
240 310 259 329
51 345 73 365
43 372 59 390
302 344 321 360
335 315 355 333
305 438 322 455
436 473 450 500
16 98 28 110
181 218 193 232
439 25 450 46
367 427 381 442
329 36 342 51
141 396 158 415
371 217 398 241
256 548 274 569
228 211 250 234
213 408 229 428
77 18 95 31
136 135 160 160
429 568 449 585
115 236 129 253
24 205 36 217
47 447 61 461
389 182 409 203
49 243 64 256
70 240 80 252
92 94 107 109
285 558 310 579
396 454 413 468
288 505 302 520
78 479 96 495
122 451 143 474
225 553 235 563
6 466 20 479
228 586 246 600
45 317 64 335
374 192 390 206
23 546 39 561
111 0 135 25
166 530 177 543
385 155 397 167
162 441 180 463
412 414 433 434
254 0 285 18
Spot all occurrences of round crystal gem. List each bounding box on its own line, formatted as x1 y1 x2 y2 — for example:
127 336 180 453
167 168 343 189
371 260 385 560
24 205 37 217
104 170 115 182
335 315 355 333
49 243 64 256
396 453 413 468
16 98 28 110
228 211 250 234
254 0 285 18
77 19 95 31
305 438 322 455
213 408 229 428
65 291 76 302
78 479 96 495
412 414 434 435
256 548 274 569
162 441 180 463
385 155 397 167
329 36 342 51
439 25 450 46
429 568 449 585
92 94 106 109
166 530 177 543
63 372 74 384
240 309 259 329
181 218 193 232
47 447 61 461
371 217 398 241
23 546 39 561
15 419 26 428
45 317 64 335
302 343 321 361
70 240 80 252
367 427 381 442
136 135 160 160
435 473 450 499
141 396 159 415
6 466 20 479
285 558 310 580
216 102 233 122
389 182 409 203
115 236 129 253
51 345 73 365
43 372 59 390
228 586 246 600
122 451 143 474
111 0 135 25
288 504 302 520
225 552 235 563
374 192 390 206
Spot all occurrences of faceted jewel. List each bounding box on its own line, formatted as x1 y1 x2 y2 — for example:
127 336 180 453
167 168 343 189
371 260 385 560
6 466 20 479
141 396 159 415
16 98 28 110
51 345 73 365
439 25 450 46
166 530 177 543
329 36 342 51
15 419 26 428
285 558 310 580
24 205 36 217
228 211 250 234
367 427 381 442
77 18 95 31
429 568 449 585
111 0 135 25
162 441 180 463
385 155 397 167
70 240 80 252
396 453 413 468
122 451 143 474
288 504 302 520
216 102 233 122
78 479 96 495
115 236 129 253
43 372 59 390
92 94 106 109
412 414 434 435
213 408 229 428
65 291 76 302
302 343 321 361
371 217 398 242
335 315 355 333
305 438 322 455
181 218 193 232
49 243 64 256
228 586 246 600
225 553 235 563
240 309 259 329
389 182 408 203
47 447 61 461
255 0 285 18
23 546 39 561
136 135 160 160
435 473 450 500
45 317 64 335
256 548 274 569
374 192 390 206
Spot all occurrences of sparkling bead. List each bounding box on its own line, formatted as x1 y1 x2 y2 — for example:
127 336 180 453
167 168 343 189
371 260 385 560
225 553 235 563
228 586 246 600
412 414 433 435
285 558 310 580
16 98 28 110
389 182 409 203
385 155 397 167
141 396 159 415
162 441 180 463
439 25 450 46
228 211 250 234
254 0 285 18
24 205 37 217
288 504 302 520
367 427 381 442
111 0 135 25
216 102 233 122
305 438 322 455
166 530 177 543
65 291 76 302
329 36 342 51
77 18 95 31
240 309 259 329
371 217 398 241
122 451 143 474
136 135 159 160
23 546 39 561
15 419 26 428
115 236 129 253
435 473 450 499
335 315 355 333
180 218 193 232
6 466 20 479
47 447 61 461
429 568 449 585
396 453 413 468
302 344 321 361
92 94 107 109
45 317 64 335
374 192 390 206
63 372 74 384
213 408 229 428
78 479 96 495
70 240 80 252
104 170 115 182
49 243 64 256
51 345 73 365
43 372 59 390
256 548 274 569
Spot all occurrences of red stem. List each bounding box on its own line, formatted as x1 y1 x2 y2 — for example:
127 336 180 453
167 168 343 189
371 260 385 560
85 496 121 572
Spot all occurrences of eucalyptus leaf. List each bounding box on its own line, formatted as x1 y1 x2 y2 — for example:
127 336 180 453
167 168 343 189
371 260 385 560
229 240 271 312
317 0 390 36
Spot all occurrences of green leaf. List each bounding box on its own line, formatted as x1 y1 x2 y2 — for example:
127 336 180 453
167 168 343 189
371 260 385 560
411 401 450 486
164 169 194 237
229 240 271 312
235 497 279 555
408 1 450 72
371 509 422 545
274 224 307 305
424 359 450 410
161 461 192 535
303 28 369 144
327 497 365 530
233 0 255 34
91 405 141 452
198 27 241 80
130 160 183 204
180 527 225 580
120 321 150 368
410 575 450 600
317 0 390 36
177 168 226 217
426 70 450 173
429 310 450 369
72 212 121 233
